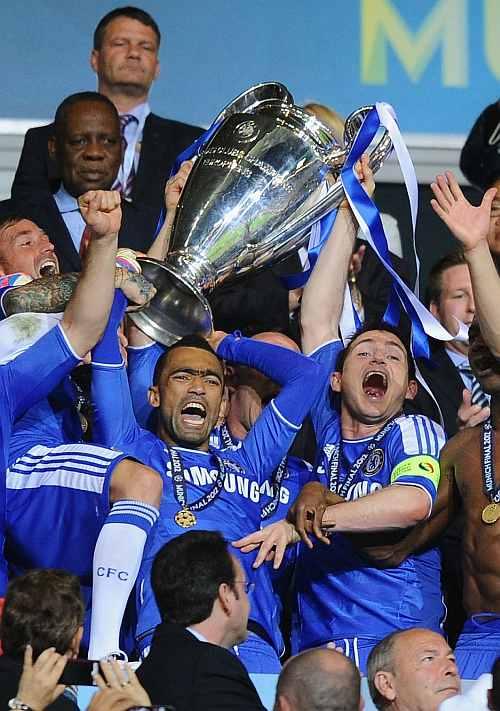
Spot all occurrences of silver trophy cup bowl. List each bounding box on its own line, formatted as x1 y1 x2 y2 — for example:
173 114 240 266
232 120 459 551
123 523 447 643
129 82 392 345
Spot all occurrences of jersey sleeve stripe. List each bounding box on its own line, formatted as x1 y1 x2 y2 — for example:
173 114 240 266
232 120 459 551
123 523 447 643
418 416 432 453
399 417 420 455
91 359 125 369
270 399 301 430
6 468 107 493
56 322 82 361
392 481 434 518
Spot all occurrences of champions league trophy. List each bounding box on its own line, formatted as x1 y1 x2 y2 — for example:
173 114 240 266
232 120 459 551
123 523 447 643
129 82 393 345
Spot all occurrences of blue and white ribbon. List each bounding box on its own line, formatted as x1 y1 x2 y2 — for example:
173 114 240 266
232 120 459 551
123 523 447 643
340 102 453 359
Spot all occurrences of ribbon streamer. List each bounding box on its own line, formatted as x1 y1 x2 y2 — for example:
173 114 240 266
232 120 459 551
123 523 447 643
340 104 455 359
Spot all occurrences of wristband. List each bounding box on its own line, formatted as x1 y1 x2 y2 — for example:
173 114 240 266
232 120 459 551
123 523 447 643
8 699 33 711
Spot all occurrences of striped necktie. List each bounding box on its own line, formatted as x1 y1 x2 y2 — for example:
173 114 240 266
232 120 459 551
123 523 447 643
116 113 138 198
458 361 490 409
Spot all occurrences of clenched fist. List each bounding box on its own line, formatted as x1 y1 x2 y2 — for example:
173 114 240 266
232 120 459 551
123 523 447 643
78 190 122 238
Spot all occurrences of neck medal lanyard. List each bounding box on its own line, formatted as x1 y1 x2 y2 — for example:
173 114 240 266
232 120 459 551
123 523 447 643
328 417 398 497
219 423 237 449
481 418 500 525
261 457 288 521
168 447 227 528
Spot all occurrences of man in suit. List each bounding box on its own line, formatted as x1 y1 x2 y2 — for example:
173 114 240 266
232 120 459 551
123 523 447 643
410 250 490 438
137 530 266 711
11 6 203 211
9 91 160 273
0 568 83 710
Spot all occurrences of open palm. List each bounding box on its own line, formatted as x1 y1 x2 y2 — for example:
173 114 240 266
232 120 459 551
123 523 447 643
430 171 496 250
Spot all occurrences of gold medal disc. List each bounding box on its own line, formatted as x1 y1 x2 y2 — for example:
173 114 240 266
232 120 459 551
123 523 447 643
481 502 500 525
174 508 197 528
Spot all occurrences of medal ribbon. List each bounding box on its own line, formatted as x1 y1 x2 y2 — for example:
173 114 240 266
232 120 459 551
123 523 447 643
219 423 237 450
329 417 398 497
261 457 288 520
481 419 500 504
168 446 227 512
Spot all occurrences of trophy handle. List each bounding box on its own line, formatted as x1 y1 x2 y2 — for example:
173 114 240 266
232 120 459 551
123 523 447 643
213 82 293 125
342 106 393 173
260 108 393 258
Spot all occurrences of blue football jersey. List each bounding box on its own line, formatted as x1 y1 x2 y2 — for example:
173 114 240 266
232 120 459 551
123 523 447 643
0 324 80 592
292 339 446 651
91 332 329 655
127 342 165 430
8 377 83 465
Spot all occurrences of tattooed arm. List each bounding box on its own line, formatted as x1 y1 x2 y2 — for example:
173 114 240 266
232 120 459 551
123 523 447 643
3 273 79 314
3 269 155 315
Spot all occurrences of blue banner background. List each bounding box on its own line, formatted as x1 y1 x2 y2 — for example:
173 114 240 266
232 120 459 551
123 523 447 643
2 0 498 136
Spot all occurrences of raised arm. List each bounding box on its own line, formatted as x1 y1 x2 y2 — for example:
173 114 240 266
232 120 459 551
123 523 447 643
91 291 144 448
213 333 329 482
146 160 193 262
431 170 500 357
127 160 193 350
300 154 374 354
60 190 120 357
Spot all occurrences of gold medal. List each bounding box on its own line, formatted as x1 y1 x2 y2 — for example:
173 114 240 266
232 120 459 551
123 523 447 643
174 508 197 528
481 502 500 525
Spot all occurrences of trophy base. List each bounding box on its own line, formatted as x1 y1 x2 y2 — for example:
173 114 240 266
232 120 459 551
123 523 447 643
129 257 213 347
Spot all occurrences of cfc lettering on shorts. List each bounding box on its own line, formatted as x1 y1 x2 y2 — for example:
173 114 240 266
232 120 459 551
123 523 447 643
390 455 440 490
96 567 129 581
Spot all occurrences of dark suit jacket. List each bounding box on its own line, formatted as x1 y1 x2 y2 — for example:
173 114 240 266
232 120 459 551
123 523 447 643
209 252 302 338
11 113 203 211
3 194 160 274
136 623 266 711
406 342 465 438
0 655 78 711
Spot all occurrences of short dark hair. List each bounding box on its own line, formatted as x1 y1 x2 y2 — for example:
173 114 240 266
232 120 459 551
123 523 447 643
336 320 416 382
53 91 119 138
425 250 467 307
152 531 237 626
1 569 84 660
275 649 361 711
492 656 500 710
93 7 161 50
152 335 220 386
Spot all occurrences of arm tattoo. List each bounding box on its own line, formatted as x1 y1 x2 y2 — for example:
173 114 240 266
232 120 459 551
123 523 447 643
125 271 155 301
3 273 80 315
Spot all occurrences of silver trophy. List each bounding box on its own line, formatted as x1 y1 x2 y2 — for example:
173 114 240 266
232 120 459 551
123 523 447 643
130 82 393 345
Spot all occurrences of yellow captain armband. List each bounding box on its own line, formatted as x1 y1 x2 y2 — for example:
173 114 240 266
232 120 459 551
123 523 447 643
390 455 440 490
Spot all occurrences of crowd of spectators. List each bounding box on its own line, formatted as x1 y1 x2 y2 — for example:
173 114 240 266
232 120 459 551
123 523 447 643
1 5 500 711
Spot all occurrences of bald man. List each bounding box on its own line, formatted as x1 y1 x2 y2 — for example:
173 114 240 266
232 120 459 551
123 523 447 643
274 648 362 711
367 628 460 711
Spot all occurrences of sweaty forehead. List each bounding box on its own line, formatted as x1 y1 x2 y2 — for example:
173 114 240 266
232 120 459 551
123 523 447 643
351 330 406 352
0 219 41 244
164 346 223 378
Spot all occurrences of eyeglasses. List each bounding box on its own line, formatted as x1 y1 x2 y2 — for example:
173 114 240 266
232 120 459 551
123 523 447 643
234 580 255 594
